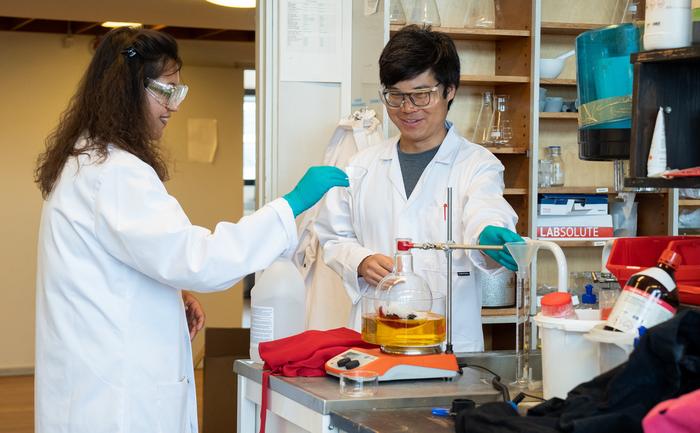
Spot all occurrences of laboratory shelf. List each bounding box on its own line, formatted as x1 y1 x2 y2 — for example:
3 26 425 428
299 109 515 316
538 187 667 195
541 22 605 36
679 199 700 207
390 25 530 40
538 186 614 194
539 112 578 120
481 307 526 324
483 145 528 154
540 78 576 86
460 74 530 86
537 238 614 248
504 188 528 195
625 177 700 189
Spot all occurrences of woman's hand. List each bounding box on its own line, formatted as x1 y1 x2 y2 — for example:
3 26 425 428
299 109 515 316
182 291 205 340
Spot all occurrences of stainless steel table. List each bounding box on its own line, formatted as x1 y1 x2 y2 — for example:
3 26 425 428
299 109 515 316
234 360 501 433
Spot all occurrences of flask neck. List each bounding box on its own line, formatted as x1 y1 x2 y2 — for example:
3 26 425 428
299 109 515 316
395 251 414 273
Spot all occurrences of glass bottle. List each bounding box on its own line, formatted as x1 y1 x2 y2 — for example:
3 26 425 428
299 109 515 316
546 146 565 186
605 248 680 334
472 91 494 145
389 0 407 25
408 0 441 27
464 0 495 28
487 94 512 146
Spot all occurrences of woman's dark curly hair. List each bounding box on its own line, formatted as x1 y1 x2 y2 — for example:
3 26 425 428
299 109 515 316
35 27 182 198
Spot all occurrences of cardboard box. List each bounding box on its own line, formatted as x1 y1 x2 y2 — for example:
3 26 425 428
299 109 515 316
203 327 250 433
537 214 614 239
538 194 608 216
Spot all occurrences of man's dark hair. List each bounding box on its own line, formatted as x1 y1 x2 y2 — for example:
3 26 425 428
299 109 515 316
379 25 460 109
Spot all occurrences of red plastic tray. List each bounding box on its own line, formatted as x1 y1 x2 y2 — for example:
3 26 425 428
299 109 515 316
606 236 700 307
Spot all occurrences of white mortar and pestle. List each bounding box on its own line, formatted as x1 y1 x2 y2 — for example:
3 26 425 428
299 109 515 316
540 49 575 79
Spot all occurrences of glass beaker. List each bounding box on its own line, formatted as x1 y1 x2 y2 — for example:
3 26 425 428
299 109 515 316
487 94 513 146
362 239 445 355
546 146 565 186
472 91 494 145
612 0 640 24
464 0 495 28
389 0 407 25
408 0 441 27
345 166 367 235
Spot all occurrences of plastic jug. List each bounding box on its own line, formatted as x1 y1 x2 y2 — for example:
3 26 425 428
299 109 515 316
249 257 306 363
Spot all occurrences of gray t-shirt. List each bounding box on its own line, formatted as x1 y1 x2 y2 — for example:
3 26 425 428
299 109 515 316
397 142 441 198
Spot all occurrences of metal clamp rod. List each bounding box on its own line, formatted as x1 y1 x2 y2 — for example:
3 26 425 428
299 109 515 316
410 243 504 251
445 188 453 354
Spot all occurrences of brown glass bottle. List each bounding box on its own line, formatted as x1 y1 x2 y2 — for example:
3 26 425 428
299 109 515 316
604 248 680 333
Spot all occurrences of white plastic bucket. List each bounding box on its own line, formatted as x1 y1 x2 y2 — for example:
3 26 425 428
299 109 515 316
534 309 604 399
584 324 635 373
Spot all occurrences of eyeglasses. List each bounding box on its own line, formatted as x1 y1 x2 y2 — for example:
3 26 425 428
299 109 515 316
379 84 441 109
145 78 188 110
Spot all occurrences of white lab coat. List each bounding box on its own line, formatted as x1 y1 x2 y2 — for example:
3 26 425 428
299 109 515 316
294 111 383 330
35 141 297 433
315 123 517 352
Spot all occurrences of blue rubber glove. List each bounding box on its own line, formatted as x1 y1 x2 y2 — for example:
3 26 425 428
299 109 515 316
478 225 524 272
283 166 349 217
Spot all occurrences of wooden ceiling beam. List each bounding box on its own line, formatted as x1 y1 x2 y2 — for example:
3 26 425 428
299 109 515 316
74 22 101 34
11 18 33 31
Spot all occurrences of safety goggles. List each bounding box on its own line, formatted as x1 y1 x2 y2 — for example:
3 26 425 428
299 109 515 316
379 84 441 109
145 78 189 110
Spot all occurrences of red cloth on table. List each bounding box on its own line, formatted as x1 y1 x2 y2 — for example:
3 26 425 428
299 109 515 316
643 388 700 433
256 327 377 433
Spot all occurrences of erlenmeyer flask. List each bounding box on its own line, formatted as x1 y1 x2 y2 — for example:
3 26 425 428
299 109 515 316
464 0 495 28
487 94 513 146
408 0 441 27
472 91 494 145
389 0 407 25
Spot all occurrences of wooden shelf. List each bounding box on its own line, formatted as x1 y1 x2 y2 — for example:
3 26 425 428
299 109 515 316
539 186 613 194
460 74 529 86
538 238 613 247
538 187 666 195
541 21 606 36
390 25 530 40
504 188 528 195
632 46 700 64
482 145 528 154
540 78 576 86
481 307 525 324
539 112 578 120
679 199 700 207
626 177 700 188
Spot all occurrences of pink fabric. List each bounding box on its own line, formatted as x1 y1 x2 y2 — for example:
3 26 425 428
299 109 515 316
643 388 700 433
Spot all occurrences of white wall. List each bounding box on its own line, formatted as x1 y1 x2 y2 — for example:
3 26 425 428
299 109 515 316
0 30 253 371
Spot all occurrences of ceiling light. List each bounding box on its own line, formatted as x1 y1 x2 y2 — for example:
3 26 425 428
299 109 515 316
101 22 143 28
206 0 255 8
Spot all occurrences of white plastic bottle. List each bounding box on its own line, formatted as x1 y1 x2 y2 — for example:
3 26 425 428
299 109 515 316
249 257 306 363
644 0 692 50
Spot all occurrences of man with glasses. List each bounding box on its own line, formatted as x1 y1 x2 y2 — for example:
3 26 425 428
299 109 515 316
315 25 522 352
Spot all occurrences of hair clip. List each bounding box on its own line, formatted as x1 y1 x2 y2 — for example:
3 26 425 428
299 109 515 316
122 47 138 58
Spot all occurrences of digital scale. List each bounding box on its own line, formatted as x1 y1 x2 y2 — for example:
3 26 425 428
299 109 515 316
325 347 460 381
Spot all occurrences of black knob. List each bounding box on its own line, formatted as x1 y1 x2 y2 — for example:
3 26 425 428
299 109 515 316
345 360 360 369
337 357 351 367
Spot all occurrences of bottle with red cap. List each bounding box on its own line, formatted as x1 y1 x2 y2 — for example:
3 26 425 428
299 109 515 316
604 248 681 334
